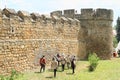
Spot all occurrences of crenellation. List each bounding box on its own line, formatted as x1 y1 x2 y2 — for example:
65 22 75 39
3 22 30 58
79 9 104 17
18 10 30 17
50 10 62 17
41 14 52 24
95 8 113 20
74 18 80 26
80 8 113 20
64 9 75 18
75 14 81 20
0 8 113 75
51 15 60 25
2 8 16 18
67 18 75 23
60 16 68 26
81 8 93 15
80 8 94 19
31 13 41 21
17 10 31 22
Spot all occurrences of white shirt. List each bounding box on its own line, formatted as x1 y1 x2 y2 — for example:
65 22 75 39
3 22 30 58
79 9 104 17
51 60 58 69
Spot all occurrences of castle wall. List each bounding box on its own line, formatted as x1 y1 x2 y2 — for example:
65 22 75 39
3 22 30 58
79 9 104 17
78 8 113 59
0 8 80 75
0 8 113 75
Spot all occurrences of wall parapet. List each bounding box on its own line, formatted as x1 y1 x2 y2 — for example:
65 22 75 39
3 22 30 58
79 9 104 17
0 7 113 75
80 8 113 20
1 8 80 27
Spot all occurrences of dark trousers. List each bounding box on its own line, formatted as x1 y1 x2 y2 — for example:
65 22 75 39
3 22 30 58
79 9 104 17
71 65 76 74
40 64 45 72
62 64 65 71
72 67 75 74
54 69 57 77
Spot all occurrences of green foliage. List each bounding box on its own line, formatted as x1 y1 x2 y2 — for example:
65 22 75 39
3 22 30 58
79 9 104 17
88 53 99 71
116 18 120 42
0 69 19 80
10 69 19 80
7 58 120 80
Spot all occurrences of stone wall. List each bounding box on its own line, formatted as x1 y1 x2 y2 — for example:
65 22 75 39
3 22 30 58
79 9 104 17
78 8 113 59
0 8 113 75
0 8 80 75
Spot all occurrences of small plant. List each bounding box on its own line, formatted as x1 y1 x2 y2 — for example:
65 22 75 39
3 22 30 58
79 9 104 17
9 69 19 80
0 69 19 80
88 53 99 71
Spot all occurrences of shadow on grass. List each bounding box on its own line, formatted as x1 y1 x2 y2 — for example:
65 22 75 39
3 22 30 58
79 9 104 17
45 76 53 79
34 72 41 73
66 73 73 75
48 69 63 72
57 70 63 72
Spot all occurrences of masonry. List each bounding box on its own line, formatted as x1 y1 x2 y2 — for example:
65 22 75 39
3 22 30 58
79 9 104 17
0 8 113 75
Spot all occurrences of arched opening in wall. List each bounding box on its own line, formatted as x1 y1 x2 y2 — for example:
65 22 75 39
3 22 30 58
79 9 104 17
33 40 58 66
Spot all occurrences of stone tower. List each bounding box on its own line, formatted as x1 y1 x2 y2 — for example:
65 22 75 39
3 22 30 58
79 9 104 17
0 8 113 75
78 8 113 59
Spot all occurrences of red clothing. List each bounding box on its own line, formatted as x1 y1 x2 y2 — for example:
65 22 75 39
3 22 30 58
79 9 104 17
113 52 117 57
40 58 46 65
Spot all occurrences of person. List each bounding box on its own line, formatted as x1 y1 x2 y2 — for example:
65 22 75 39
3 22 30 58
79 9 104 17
71 56 76 74
61 53 66 71
56 53 61 67
39 55 46 73
51 57 58 77
66 55 71 69
113 51 118 57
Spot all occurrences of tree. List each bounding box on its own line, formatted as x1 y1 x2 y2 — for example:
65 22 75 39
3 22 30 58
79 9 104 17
116 17 120 42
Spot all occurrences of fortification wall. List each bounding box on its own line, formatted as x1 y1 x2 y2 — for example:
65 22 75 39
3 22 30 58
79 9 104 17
0 8 80 75
78 8 113 59
0 8 113 75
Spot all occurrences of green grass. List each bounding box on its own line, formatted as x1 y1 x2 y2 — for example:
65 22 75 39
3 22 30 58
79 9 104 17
16 58 120 80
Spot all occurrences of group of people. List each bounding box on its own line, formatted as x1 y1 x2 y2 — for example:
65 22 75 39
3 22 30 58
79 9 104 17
39 53 76 78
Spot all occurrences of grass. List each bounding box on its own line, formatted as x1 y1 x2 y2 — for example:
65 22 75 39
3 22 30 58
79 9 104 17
15 58 120 80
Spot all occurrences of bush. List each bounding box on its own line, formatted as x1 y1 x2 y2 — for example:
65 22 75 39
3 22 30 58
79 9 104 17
88 53 99 71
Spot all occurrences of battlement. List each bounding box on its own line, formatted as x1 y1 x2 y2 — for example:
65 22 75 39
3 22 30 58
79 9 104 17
31 13 41 21
80 8 113 20
0 8 113 75
51 8 113 21
63 9 75 18
1 8 80 25
50 10 62 17
3 8 16 17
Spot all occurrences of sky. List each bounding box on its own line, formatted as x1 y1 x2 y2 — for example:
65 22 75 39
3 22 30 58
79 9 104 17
0 0 120 26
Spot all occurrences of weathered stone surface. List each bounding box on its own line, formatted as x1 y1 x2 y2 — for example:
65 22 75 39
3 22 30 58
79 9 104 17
0 8 113 75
